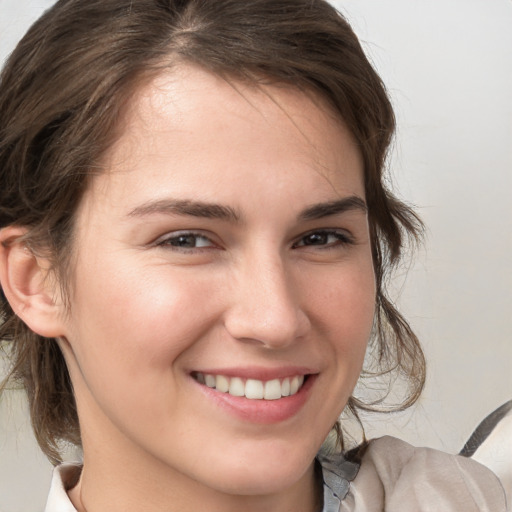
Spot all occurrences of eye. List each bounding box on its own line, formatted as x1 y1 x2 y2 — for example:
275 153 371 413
157 232 215 250
293 230 353 249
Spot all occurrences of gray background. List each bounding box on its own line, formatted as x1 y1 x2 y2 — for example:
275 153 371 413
1 0 511 510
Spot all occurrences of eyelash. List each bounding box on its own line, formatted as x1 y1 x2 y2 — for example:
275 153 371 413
156 231 215 251
156 229 354 252
292 229 354 250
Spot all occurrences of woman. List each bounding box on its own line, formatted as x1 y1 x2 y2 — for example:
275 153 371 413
0 1 506 510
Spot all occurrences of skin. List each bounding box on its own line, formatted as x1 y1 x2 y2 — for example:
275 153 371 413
3 65 376 512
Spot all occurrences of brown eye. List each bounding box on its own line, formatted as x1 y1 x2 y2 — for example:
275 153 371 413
159 232 214 249
294 230 353 249
302 233 330 246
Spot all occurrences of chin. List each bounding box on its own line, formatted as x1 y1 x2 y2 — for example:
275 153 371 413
211 465 310 496
197 441 317 496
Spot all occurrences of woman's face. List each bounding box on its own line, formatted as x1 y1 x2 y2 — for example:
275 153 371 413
56 65 375 497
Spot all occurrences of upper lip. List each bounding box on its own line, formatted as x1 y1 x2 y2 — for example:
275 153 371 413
190 366 317 381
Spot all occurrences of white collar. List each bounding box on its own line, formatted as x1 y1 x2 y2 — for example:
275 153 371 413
45 463 81 512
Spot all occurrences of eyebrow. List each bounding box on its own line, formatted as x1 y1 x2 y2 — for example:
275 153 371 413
128 199 241 222
127 195 367 222
298 196 367 221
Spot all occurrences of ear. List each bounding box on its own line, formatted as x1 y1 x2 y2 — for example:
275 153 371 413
0 226 66 338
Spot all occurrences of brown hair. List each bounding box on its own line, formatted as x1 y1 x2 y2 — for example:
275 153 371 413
0 0 425 464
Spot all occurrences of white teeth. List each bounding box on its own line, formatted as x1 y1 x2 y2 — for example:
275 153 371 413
205 374 216 388
215 375 229 393
228 377 245 397
195 373 306 400
264 379 282 400
245 379 264 399
290 376 304 395
281 377 291 396
290 376 299 395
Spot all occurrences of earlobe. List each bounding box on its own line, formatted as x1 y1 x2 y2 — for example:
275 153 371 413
0 226 66 338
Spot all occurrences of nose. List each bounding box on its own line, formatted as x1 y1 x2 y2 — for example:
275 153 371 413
224 254 311 349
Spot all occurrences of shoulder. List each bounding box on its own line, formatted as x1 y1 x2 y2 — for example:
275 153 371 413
340 436 507 512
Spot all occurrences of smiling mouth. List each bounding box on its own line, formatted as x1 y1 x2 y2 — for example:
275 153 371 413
192 372 307 400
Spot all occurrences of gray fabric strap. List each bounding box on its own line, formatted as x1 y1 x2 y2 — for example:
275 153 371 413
460 399 512 457
318 452 359 512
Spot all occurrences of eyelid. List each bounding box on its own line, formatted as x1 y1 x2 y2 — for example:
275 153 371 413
292 228 355 249
154 230 218 250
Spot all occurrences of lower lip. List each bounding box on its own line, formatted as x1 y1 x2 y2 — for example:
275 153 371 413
194 375 316 424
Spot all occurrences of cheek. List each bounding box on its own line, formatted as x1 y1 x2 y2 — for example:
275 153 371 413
294 258 374 430
61 260 227 441
65 258 222 391
306 256 375 333
341 266 375 364
305 256 375 377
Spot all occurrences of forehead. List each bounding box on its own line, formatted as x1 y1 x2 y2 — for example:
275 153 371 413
83 64 364 218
